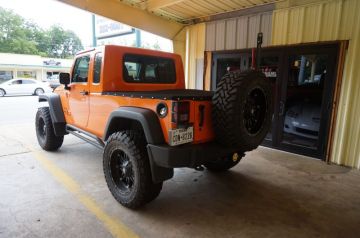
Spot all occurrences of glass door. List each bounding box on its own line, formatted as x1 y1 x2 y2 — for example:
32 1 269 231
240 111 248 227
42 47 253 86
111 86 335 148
211 52 252 90
277 45 338 158
211 43 339 159
258 52 284 144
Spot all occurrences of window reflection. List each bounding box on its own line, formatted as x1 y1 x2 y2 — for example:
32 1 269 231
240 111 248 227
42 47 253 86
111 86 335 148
281 54 327 149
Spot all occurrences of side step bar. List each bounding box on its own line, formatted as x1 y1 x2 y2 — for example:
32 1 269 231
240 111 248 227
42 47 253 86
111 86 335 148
66 124 105 149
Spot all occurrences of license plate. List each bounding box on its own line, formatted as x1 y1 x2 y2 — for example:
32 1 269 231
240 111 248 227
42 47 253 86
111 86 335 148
169 127 193 146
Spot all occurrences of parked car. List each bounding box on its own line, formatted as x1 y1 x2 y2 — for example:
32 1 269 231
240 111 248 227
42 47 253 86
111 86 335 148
0 78 52 97
284 103 321 139
47 74 61 89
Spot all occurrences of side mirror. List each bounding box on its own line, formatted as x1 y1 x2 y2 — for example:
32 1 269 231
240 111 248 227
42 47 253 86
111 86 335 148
59 72 70 90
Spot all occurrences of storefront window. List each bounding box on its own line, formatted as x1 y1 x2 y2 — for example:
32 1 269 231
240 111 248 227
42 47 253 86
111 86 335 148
0 71 14 83
46 71 60 79
17 71 36 79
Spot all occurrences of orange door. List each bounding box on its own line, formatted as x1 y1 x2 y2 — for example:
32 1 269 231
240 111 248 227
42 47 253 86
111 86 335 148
68 55 90 129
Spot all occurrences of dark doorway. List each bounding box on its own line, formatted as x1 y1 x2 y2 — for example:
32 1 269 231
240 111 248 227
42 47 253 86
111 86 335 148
211 43 339 159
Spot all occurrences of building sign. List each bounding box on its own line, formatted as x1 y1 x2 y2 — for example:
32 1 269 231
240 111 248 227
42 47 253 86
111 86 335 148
95 16 134 39
43 60 61 66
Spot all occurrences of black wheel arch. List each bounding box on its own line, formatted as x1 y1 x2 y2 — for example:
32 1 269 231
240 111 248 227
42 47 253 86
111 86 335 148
103 107 165 144
103 107 173 183
38 93 67 136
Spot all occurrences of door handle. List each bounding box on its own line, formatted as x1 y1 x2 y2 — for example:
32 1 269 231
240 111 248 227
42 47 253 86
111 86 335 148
80 90 89 96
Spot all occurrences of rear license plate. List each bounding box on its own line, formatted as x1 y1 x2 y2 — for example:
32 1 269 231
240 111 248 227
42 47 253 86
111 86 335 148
169 127 193 146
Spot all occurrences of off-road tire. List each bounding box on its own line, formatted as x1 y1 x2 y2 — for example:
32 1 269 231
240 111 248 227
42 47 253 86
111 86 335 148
212 70 272 151
0 89 5 97
35 107 64 151
103 131 162 209
205 152 245 172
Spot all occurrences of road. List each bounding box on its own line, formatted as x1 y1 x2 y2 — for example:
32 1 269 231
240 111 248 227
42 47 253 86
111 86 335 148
0 96 40 125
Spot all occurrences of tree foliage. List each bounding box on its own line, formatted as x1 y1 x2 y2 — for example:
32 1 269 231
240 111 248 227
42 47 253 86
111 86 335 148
0 7 83 58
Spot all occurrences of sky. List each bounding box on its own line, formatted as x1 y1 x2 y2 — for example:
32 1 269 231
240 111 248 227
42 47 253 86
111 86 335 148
0 0 172 51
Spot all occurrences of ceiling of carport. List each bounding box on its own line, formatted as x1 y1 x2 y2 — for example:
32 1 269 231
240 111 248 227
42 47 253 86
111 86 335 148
59 0 283 39
121 0 283 24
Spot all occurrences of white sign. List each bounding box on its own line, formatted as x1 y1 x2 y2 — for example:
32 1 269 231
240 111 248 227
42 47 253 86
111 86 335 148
95 16 133 39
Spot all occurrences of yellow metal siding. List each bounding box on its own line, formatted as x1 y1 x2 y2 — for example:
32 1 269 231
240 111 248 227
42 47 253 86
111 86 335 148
173 27 187 67
272 0 360 168
215 21 226 51
205 22 216 50
225 19 237 50
205 12 273 51
185 23 206 89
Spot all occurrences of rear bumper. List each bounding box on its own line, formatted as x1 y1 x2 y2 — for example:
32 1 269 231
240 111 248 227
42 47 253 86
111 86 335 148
147 142 238 169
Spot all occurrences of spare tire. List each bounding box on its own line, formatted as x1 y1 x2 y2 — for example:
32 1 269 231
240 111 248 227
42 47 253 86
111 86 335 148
212 70 272 152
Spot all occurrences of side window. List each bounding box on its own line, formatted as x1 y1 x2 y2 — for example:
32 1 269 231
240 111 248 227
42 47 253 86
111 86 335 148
145 64 156 78
11 80 22 85
123 54 176 83
93 53 102 84
124 62 140 81
72 56 90 83
22 80 35 84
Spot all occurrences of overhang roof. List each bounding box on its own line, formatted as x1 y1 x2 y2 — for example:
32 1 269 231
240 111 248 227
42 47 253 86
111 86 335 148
59 0 283 39
122 0 282 24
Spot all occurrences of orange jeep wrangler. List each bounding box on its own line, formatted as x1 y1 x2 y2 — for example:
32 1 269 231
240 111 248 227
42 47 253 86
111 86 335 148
35 45 271 208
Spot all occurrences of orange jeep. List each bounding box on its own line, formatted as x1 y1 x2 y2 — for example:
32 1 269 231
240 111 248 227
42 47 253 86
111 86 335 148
35 45 271 208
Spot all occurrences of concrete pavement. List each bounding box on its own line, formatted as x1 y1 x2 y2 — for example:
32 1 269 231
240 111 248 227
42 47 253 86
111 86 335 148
1 96 360 238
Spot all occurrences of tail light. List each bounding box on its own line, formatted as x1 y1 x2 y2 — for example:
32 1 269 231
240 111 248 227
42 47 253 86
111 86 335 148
172 101 190 124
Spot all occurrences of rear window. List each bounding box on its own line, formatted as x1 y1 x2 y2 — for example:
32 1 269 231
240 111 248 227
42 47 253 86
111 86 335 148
123 54 176 84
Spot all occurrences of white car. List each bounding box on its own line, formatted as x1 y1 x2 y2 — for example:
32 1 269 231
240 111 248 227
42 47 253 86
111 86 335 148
284 103 321 139
0 78 52 97
47 74 61 89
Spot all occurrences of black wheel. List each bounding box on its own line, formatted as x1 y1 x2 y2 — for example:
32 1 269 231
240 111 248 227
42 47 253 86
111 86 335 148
103 131 162 209
212 70 272 152
34 88 44 96
0 89 5 97
205 152 244 172
35 107 64 151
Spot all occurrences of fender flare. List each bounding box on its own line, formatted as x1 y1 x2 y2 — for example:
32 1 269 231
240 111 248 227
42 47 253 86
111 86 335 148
103 107 165 144
103 107 172 183
38 93 66 136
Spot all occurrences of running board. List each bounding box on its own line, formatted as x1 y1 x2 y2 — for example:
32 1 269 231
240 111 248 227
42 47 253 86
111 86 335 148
66 125 105 149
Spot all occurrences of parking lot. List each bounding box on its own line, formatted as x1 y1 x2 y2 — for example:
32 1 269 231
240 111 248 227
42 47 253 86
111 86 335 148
1 96 360 238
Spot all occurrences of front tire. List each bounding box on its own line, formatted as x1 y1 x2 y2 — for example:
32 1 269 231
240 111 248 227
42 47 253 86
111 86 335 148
0 89 5 97
103 131 162 209
35 107 64 151
34 88 45 96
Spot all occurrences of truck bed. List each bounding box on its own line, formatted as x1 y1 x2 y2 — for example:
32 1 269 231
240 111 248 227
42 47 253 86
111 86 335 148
102 89 213 101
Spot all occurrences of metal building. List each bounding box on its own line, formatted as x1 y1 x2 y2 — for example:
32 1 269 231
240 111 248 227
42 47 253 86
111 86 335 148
59 0 360 168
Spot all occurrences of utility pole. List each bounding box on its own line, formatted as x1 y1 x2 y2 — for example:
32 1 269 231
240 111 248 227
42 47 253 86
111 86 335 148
135 29 141 48
92 14 97 47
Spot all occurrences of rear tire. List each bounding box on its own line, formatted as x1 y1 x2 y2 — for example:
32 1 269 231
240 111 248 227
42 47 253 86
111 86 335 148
35 107 64 151
34 88 44 96
0 89 5 97
212 70 272 152
103 131 162 209
205 152 244 172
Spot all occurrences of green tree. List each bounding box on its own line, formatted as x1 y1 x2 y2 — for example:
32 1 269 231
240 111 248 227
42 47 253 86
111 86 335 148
0 7 39 54
47 26 83 58
0 7 83 58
